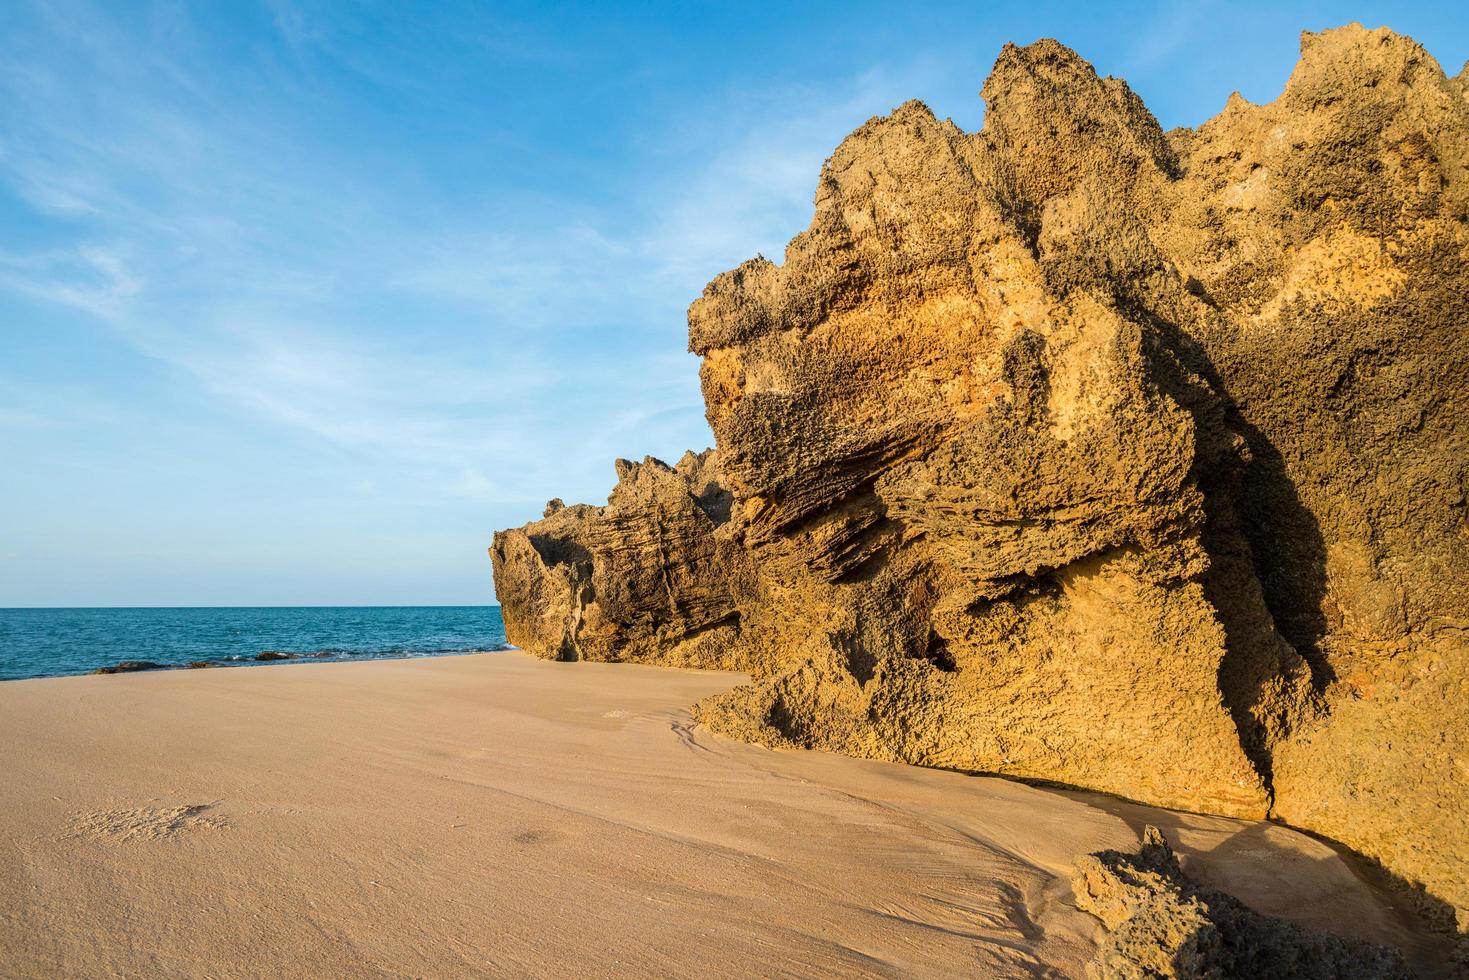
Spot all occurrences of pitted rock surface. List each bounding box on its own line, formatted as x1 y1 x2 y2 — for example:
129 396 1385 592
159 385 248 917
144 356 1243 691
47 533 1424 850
1071 826 1413 979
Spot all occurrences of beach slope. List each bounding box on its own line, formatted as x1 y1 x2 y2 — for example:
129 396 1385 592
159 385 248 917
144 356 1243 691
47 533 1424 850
0 653 1444 977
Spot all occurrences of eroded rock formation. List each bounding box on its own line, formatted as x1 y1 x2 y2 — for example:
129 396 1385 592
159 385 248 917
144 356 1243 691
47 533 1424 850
1072 826 1413 979
493 25 1469 936
491 451 749 669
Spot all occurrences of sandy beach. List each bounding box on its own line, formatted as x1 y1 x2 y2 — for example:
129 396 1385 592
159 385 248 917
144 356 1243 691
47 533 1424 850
0 652 1449 978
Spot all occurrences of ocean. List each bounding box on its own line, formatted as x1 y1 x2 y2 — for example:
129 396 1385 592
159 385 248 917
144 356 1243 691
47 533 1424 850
0 606 507 681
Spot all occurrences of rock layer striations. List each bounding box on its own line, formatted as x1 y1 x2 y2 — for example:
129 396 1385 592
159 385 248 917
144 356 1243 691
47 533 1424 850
493 25 1469 933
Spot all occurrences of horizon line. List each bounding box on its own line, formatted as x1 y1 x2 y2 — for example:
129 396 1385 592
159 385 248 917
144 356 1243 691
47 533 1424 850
0 603 502 611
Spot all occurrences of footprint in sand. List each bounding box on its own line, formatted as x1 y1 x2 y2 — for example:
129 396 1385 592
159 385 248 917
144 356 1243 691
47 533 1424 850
64 802 228 842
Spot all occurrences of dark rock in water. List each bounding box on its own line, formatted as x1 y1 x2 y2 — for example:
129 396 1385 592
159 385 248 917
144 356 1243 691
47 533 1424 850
186 660 218 669
254 651 298 662
1072 826 1413 979
91 661 166 675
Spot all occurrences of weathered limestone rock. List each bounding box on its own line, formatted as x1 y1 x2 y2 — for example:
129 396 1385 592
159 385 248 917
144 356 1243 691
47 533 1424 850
491 451 749 669
493 24 1469 934
1072 826 1413 979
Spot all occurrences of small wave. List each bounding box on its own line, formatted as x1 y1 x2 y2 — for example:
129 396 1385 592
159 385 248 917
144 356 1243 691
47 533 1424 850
73 645 511 679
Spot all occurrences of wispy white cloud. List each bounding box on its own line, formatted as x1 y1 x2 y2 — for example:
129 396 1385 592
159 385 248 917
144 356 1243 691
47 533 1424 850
646 59 954 287
0 0 949 526
0 244 141 318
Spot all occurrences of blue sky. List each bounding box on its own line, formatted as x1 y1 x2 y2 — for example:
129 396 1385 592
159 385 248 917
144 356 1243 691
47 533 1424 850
2 1 1465 606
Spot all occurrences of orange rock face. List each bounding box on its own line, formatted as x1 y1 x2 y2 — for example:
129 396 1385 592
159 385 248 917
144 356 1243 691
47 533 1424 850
493 25 1469 933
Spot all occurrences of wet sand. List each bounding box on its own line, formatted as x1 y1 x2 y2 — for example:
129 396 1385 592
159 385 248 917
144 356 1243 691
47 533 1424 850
0 652 1448 977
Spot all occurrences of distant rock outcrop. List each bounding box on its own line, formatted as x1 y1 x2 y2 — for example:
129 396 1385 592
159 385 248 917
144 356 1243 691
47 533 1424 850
493 25 1469 936
491 451 750 670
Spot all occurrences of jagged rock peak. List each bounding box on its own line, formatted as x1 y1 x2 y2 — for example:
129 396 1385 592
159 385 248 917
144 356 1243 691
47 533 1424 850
981 37 1179 194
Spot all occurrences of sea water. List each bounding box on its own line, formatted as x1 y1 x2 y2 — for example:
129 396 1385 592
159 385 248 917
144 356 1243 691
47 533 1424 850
0 606 507 681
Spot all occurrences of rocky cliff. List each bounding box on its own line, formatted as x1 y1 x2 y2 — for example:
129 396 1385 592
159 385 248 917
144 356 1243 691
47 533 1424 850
491 451 749 670
493 25 1469 936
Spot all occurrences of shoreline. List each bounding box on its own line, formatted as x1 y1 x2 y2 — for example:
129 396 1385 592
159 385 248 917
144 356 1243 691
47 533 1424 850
1 646 512 684
0 652 1451 976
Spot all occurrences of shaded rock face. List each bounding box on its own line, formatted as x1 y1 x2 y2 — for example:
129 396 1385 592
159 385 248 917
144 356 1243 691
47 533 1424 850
491 451 749 670
1153 28 1469 936
494 25 1469 932
1072 826 1413 979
